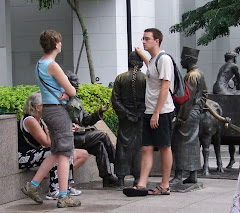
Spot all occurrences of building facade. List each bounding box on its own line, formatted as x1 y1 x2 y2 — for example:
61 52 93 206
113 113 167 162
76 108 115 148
1 0 240 92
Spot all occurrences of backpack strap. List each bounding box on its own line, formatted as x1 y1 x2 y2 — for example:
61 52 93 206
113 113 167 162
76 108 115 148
155 52 167 74
155 52 177 73
155 52 175 96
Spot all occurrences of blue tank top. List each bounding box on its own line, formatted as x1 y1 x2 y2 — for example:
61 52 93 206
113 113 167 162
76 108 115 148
35 59 67 104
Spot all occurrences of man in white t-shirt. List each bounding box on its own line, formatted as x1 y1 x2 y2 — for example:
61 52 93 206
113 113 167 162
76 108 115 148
123 28 174 196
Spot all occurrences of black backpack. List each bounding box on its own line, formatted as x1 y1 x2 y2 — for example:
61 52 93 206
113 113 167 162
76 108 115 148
155 52 189 105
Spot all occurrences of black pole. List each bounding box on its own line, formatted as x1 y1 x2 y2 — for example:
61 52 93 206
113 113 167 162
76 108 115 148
126 0 132 61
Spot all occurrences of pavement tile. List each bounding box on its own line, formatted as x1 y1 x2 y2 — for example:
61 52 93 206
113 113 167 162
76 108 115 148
0 146 238 213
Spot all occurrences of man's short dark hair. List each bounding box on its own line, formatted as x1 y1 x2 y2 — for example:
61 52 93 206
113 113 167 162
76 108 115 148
144 28 163 46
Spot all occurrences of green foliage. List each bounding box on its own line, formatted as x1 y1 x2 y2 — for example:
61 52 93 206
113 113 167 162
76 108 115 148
170 0 240 46
77 83 118 135
77 84 111 113
0 84 118 135
0 85 39 119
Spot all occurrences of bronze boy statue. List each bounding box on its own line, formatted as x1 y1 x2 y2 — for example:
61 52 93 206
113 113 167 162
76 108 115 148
170 47 208 185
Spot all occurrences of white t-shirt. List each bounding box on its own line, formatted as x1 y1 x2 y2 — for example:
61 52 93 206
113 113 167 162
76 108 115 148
145 50 175 114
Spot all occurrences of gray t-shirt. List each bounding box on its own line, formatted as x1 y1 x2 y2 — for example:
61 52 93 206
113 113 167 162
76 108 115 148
145 50 175 114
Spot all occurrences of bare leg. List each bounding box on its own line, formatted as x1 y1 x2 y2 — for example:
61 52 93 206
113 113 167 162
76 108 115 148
73 149 88 171
57 155 70 192
33 154 58 183
137 146 154 188
159 146 172 188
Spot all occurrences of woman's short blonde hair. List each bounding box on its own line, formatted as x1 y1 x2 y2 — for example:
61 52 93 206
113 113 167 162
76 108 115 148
23 91 42 117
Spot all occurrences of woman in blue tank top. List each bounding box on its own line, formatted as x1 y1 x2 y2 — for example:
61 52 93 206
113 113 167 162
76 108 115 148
21 29 81 208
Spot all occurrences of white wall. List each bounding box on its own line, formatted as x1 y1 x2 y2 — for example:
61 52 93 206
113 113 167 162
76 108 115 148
115 0 128 76
6 0 13 86
131 0 155 74
179 0 197 50
155 0 181 67
72 0 156 85
195 0 221 92
0 0 12 86
7 0 240 89
73 0 119 86
195 0 240 92
10 0 73 85
159 0 240 92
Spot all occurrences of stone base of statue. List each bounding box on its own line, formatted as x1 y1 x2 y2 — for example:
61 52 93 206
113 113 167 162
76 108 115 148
198 167 239 180
169 182 203 193
208 94 240 144
76 178 203 193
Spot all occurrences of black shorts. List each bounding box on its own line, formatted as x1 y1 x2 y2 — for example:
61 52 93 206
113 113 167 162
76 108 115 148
142 111 174 148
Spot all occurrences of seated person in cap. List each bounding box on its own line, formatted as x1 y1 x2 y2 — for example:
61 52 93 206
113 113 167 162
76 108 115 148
64 70 117 187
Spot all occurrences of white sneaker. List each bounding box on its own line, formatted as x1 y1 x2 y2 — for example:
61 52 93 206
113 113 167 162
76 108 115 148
69 187 82 196
46 190 59 200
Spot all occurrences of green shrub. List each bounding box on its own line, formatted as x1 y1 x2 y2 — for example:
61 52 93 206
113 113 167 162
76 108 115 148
77 84 118 135
0 85 39 119
0 84 119 135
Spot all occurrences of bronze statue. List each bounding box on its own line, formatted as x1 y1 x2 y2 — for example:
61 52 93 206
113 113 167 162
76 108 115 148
170 47 208 185
212 48 240 169
111 51 146 188
64 70 117 187
227 145 240 168
213 50 240 95
199 99 224 176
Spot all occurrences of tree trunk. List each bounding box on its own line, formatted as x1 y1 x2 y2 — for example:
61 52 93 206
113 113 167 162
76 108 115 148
83 29 95 83
67 0 96 83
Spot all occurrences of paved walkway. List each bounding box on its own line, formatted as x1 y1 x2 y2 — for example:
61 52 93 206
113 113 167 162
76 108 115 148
0 145 239 213
0 177 237 213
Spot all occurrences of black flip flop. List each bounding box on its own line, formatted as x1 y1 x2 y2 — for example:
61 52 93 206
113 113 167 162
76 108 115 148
123 187 148 197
